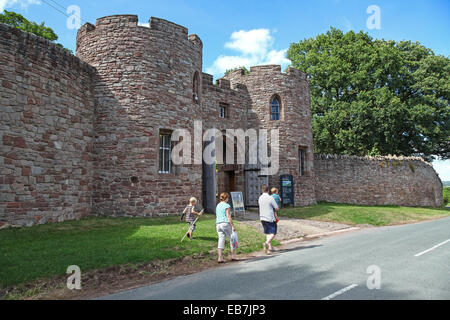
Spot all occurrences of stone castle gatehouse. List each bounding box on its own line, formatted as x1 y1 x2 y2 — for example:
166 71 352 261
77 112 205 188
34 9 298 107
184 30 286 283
0 15 443 227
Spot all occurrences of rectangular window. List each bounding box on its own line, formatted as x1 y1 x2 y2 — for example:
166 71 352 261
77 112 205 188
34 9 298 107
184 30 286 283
219 103 228 118
298 147 306 176
159 130 172 174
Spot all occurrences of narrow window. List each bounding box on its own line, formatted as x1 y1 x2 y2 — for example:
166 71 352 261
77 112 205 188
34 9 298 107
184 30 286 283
298 147 306 176
159 130 173 174
219 103 228 118
270 96 280 120
193 72 200 104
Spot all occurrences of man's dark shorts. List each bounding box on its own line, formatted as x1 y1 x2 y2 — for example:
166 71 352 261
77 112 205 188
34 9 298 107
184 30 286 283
261 220 277 235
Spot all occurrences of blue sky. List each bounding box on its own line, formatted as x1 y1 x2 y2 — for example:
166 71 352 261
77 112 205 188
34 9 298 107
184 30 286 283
1 0 449 180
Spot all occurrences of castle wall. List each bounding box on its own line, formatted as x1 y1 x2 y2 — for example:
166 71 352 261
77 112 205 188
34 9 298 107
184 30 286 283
201 74 250 203
76 15 204 217
224 66 316 206
0 23 96 227
314 154 443 207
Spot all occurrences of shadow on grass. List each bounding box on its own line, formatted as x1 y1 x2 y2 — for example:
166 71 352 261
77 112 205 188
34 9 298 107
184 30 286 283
192 236 217 241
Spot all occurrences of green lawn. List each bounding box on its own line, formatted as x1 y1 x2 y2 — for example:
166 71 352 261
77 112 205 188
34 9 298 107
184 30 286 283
0 215 265 288
279 202 450 226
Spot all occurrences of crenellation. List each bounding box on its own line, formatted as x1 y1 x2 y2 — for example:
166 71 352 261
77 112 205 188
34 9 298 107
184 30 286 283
188 34 203 48
95 15 138 27
249 64 281 73
216 78 231 89
202 73 213 86
285 66 307 80
149 17 188 38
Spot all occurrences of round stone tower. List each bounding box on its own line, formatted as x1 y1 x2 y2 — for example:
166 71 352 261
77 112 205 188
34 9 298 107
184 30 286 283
76 15 203 216
224 65 316 206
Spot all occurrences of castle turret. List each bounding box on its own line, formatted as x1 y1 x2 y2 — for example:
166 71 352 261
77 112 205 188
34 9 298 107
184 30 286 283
224 65 316 206
76 15 203 216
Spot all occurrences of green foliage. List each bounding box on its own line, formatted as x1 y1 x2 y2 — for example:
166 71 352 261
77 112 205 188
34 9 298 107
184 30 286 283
443 186 450 206
287 28 450 160
224 66 250 76
0 10 58 41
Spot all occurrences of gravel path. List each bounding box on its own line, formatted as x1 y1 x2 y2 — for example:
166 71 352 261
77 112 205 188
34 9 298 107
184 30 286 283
234 210 354 241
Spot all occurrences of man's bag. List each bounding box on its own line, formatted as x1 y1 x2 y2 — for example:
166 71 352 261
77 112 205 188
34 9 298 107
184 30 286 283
230 231 239 249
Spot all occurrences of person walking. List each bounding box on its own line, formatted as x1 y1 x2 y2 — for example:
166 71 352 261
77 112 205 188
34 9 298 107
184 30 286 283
215 192 237 263
259 185 279 254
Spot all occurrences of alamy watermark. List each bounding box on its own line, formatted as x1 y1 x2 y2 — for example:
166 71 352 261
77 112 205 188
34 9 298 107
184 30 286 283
66 4 81 30
66 265 81 290
171 121 280 175
366 5 381 30
366 265 381 289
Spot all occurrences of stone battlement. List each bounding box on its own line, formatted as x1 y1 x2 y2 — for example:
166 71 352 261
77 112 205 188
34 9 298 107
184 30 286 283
314 153 434 167
77 15 201 48
1 23 93 73
224 65 307 81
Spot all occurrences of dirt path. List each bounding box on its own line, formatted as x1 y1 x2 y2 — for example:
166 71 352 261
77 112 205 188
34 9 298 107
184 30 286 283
235 210 353 241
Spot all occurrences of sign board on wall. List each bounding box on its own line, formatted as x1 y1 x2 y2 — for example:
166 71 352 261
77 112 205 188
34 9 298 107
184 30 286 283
280 174 294 207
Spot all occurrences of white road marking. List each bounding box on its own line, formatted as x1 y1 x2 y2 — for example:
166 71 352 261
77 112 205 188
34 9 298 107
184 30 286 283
414 239 450 257
321 284 358 300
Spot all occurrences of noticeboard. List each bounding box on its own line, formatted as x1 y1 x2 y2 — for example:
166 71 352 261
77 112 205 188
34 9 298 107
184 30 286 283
230 191 245 217
280 174 294 207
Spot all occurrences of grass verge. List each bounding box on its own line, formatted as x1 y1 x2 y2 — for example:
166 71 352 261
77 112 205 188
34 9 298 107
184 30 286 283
0 214 265 296
278 202 450 226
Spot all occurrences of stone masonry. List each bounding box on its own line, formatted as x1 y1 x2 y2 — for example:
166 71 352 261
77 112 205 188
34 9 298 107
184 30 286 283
314 154 443 207
0 23 95 227
0 15 444 227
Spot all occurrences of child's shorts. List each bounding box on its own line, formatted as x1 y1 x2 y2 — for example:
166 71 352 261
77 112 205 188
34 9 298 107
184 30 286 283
187 222 196 232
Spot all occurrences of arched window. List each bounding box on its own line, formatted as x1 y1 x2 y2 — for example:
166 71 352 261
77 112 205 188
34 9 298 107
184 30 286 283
193 72 200 104
270 95 281 120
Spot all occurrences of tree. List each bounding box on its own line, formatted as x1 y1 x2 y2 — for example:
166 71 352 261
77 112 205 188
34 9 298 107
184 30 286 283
287 28 450 160
224 66 250 76
0 10 58 41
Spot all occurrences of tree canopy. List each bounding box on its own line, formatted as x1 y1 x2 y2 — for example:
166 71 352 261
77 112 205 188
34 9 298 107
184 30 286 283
0 10 58 41
287 28 450 160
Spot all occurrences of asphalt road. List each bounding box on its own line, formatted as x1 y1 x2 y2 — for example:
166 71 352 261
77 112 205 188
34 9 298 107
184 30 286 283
99 217 450 300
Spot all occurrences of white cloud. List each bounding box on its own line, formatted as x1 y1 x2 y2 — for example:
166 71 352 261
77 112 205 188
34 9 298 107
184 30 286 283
138 22 149 28
206 28 290 78
225 29 273 59
432 159 450 181
0 0 41 12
